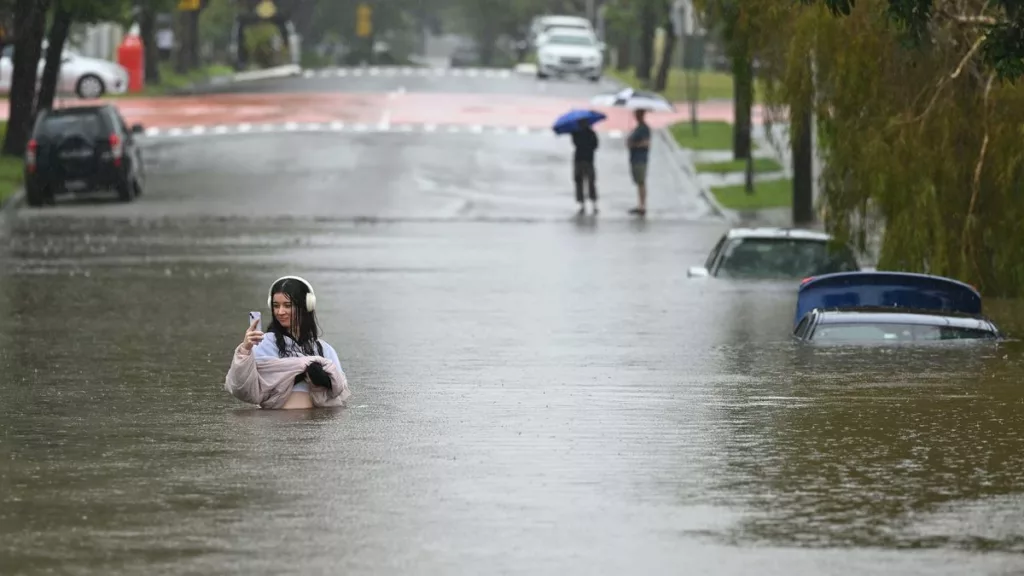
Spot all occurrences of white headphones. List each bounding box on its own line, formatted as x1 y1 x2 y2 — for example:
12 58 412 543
267 275 317 312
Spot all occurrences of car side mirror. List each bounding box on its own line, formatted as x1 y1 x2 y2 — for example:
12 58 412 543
131 123 144 134
687 266 710 278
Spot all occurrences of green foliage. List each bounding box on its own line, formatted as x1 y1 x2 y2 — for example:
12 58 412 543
244 22 285 68
696 157 782 173
669 121 737 150
58 0 133 25
0 122 23 206
806 0 1024 80
712 178 793 209
730 0 1024 295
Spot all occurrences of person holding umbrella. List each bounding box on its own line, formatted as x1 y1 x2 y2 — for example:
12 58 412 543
626 109 651 217
553 109 606 215
590 89 675 218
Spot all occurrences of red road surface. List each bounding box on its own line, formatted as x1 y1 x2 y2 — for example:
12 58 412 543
0 92 767 131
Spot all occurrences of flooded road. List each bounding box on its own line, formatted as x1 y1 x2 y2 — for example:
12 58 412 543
2 213 1024 574
1 68 1024 574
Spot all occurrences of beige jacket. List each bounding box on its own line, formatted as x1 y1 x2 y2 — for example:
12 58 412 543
224 344 351 409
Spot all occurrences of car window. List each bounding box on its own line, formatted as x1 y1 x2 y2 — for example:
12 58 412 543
717 238 859 279
37 112 106 140
704 235 727 270
811 322 997 342
795 315 812 338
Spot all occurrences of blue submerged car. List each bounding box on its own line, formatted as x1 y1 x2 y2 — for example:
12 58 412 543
792 271 1003 343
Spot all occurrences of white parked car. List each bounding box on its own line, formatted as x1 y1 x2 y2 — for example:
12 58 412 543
0 44 129 99
536 28 604 82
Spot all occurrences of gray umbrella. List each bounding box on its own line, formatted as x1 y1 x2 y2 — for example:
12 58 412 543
590 87 676 112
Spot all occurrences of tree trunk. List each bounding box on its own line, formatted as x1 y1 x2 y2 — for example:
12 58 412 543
732 52 752 160
139 3 161 85
37 0 72 112
2 0 49 157
653 23 676 91
175 8 199 73
616 32 631 71
792 102 815 226
635 0 656 83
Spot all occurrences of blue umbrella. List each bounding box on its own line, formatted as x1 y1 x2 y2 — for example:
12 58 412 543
552 109 607 135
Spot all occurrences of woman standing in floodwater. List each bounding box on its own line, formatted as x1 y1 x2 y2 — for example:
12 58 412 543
226 276 350 410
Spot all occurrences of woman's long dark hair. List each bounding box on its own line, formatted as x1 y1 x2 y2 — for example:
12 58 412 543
267 278 324 358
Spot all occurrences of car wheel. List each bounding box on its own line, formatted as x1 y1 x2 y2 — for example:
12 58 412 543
536 72 547 80
116 179 135 202
589 75 601 83
76 74 105 99
25 183 44 207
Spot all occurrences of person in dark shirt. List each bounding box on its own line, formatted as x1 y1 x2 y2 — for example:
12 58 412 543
626 109 651 217
571 119 600 215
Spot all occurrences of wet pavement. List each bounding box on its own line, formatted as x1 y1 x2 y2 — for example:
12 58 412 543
1 67 1024 576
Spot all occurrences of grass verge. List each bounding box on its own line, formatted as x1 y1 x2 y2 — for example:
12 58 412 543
607 68 764 103
0 122 24 206
110 63 235 97
695 157 782 174
669 121 736 150
711 178 792 210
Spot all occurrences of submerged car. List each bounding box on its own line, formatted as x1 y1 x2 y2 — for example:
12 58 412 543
792 271 1003 343
688 227 860 280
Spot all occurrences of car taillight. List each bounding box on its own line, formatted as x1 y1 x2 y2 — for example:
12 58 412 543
801 277 814 284
109 134 123 166
25 139 37 173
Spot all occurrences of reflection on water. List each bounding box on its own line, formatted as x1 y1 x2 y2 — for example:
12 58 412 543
1 217 1023 573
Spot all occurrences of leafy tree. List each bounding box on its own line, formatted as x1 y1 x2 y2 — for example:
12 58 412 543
806 0 1024 80
727 0 1024 294
696 0 755 159
38 0 133 111
448 0 547 66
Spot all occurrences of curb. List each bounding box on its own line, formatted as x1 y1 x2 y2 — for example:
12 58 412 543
168 64 303 95
0 187 25 219
656 126 734 222
231 64 302 83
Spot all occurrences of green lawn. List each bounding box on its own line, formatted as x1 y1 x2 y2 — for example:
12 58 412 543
695 157 782 174
0 122 23 206
669 121 736 150
608 68 764 103
711 178 793 210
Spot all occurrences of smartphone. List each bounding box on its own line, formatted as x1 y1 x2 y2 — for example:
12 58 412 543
249 311 262 332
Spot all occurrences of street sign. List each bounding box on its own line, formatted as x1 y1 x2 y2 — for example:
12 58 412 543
255 0 277 19
356 3 372 38
178 0 200 10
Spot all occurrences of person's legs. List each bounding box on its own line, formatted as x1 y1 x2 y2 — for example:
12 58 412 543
585 162 597 211
629 163 647 215
573 162 585 211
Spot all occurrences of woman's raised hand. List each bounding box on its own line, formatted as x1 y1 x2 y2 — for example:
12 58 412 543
241 316 264 351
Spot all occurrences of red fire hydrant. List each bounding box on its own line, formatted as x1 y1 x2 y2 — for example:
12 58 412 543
117 23 145 93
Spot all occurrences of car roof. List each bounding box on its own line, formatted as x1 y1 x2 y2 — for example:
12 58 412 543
724 227 833 241
41 105 113 119
816 308 995 329
541 15 591 25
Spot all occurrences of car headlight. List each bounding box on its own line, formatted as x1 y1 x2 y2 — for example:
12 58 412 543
539 52 556 63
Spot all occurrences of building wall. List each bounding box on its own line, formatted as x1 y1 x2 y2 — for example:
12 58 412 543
69 22 125 61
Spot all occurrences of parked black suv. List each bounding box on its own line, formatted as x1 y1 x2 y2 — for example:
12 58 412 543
24 104 146 207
